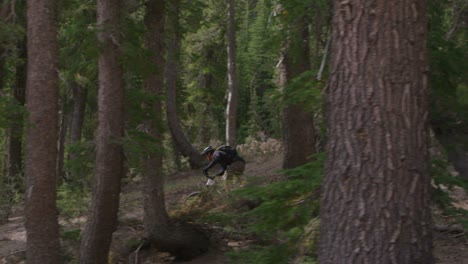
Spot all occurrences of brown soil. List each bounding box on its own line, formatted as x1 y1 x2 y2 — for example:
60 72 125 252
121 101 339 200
1 152 467 263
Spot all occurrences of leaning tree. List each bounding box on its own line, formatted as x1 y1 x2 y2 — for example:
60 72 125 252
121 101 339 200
78 0 125 262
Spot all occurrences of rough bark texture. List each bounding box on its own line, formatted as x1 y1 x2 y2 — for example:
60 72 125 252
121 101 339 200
78 0 124 262
24 0 61 263
319 0 433 263
165 0 204 169
145 1 209 258
226 0 238 146
143 0 169 244
279 17 316 169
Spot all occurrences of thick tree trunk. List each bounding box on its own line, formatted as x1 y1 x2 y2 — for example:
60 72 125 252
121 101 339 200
24 0 61 263
226 0 238 146
279 17 316 169
78 0 124 263
319 0 433 263
145 1 208 259
165 0 204 168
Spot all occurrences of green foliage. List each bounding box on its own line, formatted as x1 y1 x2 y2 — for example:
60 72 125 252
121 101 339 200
431 151 468 229
227 244 291 264
57 184 89 219
59 0 98 77
0 19 25 54
237 0 280 139
181 0 228 142
65 140 95 185
61 228 81 242
226 154 324 262
0 92 26 129
428 0 468 129
284 71 324 113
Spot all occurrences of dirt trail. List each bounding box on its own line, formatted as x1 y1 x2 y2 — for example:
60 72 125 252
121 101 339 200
1 152 467 263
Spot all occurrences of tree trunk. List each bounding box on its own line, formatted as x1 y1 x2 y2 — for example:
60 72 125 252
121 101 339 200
143 0 169 243
24 0 61 263
56 90 69 184
319 0 433 263
0 1 11 92
145 1 209 259
69 82 87 149
226 0 238 146
198 47 215 146
68 81 87 183
278 16 316 169
7 39 26 192
78 0 124 262
165 0 204 168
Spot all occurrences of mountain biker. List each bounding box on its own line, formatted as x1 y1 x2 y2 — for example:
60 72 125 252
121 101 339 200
201 145 245 185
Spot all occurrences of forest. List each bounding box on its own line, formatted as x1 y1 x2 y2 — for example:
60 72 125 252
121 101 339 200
0 0 467 263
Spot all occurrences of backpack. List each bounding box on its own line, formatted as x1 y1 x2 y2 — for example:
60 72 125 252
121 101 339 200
216 145 238 161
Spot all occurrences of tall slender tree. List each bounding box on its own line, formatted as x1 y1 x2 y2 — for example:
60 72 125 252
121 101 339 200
0 0 12 90
226 0 238 146
24 0 61 263
277 7 316 169
68 81 88 183
7 39 26 193
142 0 169 248
144 3 209 258
165 0 205 168
78 0 125 262
319 0 433 263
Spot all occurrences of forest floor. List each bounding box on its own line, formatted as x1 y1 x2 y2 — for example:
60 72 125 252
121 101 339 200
1 144 468 263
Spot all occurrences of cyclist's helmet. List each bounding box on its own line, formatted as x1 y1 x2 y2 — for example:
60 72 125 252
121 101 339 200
201 146 215 156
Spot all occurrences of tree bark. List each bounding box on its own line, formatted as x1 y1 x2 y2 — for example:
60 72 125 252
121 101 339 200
24 0 61 263
226 0 238 146
279 16 316 169
145 1 209 259
319 0 433 263
78 0 124 262
165 0 204 168
143 0 169 243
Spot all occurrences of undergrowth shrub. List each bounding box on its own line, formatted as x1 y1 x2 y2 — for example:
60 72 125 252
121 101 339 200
226 244 291 264
57 183 89 219
225 153 325 263
237 138 282 162
431 153 468 229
